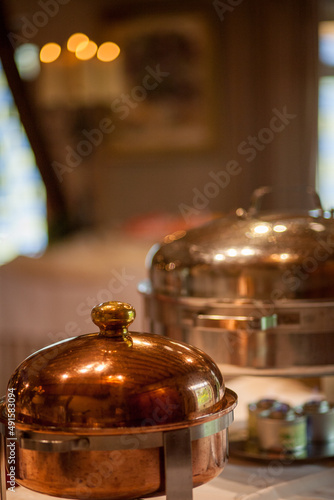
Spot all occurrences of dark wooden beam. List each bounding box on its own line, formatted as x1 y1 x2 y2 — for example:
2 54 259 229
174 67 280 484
0 2 71 240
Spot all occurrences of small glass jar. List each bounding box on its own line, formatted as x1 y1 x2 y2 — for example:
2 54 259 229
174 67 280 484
257 405 307 452
302 400 334 442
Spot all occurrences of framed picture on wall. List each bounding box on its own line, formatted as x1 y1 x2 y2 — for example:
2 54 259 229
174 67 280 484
104 12 220 154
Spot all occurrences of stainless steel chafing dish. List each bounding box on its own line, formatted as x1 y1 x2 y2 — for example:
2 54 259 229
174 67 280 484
0 301 237 500
139 187 334 375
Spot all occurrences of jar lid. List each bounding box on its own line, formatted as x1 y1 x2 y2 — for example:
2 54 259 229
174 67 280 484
302 399 331 414
248 398 278 413
259 405 300 422
5 302 228 433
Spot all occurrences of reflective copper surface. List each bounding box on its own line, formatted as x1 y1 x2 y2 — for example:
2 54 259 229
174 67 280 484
1 302 237 499
7 302 225 431
0 424 228 500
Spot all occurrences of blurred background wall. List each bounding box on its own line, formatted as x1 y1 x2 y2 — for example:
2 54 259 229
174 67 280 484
0 0 327 394
0 0 319 231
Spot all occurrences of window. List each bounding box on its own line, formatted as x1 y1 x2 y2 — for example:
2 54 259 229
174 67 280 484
318 21 334 211
0 60 47 265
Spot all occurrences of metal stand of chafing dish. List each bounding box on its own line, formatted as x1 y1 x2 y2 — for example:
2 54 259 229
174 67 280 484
0 409 235 500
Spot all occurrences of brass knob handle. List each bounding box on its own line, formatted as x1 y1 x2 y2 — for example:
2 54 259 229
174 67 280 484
91 301 136 337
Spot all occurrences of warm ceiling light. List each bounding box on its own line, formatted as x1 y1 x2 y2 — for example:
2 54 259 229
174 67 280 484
40 43 61 63
97 42 121 62
75 40 97 61
67 33 89 52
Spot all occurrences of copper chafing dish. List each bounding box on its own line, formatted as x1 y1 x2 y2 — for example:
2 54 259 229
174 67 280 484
139 187 334 375
0 301 237 500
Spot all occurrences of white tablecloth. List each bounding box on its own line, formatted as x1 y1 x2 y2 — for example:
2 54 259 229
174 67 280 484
6 464 334 499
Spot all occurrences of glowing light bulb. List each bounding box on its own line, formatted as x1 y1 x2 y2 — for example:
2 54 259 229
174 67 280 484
40 43 61 63
97 42 121 62
67 33 89 52
75 40 97 61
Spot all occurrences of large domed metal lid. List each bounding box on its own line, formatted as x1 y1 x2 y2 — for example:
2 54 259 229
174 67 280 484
6 302 227 433
146 187 334 300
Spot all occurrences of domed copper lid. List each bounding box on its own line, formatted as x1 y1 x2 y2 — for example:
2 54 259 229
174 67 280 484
6 302 226 433
146 187 334 300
